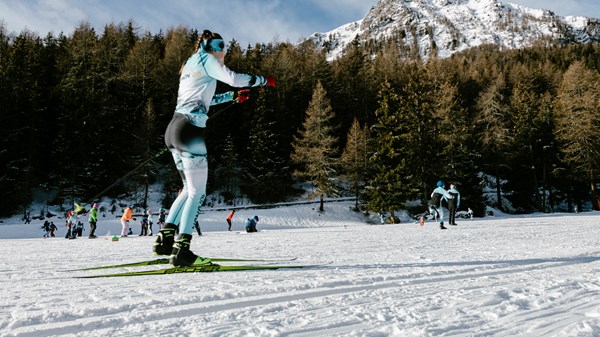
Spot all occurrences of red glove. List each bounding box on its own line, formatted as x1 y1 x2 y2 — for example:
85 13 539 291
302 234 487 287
265 75 276 87
234 89 250 104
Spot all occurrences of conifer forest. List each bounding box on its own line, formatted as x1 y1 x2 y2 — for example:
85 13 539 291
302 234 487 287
1 21 599 217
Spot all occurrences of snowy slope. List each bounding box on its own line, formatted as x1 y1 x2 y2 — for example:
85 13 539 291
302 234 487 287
309 0 600 60
2 201 600 337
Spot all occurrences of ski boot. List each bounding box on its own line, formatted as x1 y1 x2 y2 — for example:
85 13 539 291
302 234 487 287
169 233 212 267
440 222 447 229
153 223 177 256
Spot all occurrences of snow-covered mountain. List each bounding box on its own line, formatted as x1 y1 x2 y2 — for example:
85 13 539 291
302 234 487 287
309 0 600 60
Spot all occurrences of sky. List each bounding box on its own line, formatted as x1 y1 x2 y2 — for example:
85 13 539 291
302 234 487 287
1 0 599 47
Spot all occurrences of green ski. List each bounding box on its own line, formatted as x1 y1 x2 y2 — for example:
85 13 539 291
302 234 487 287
73 256 298 271
77 262 327 278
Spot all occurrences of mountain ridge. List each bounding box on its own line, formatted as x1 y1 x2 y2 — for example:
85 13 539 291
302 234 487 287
309 0 600 60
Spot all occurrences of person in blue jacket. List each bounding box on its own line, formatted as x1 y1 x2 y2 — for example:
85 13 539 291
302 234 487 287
420 180 448 229
154 30 276 266
246 215 259 233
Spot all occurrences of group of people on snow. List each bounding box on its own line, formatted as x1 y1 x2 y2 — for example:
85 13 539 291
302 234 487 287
420 180 464 229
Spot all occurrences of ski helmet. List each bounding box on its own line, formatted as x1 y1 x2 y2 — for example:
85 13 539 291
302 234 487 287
253 215 259 222
92 203 99 209
437 180 445 187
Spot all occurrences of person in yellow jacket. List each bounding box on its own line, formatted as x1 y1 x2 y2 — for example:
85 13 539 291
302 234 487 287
120 206 136 237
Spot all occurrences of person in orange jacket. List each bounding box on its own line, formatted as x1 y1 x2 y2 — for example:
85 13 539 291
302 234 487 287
226 210 235 231
120 206 136 237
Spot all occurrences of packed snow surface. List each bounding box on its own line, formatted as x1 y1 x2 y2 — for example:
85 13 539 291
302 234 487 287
1 202 600 336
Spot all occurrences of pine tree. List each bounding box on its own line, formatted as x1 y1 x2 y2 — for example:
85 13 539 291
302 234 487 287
291 81 338 212
554 61 600 204
340 119 370 211
367 80 414 221
475 75 511 210
218 135 240 204
243 88 290 203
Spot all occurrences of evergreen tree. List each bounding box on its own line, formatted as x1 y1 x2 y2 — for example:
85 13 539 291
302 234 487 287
340 119 370 211
367 80 415 220
554 61 600 205
0 30 45 215
475 75 511 210
291 81 338 212
242 88 290 203
217 134 240 204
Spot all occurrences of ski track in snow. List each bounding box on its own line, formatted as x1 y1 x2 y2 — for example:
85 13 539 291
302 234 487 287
1 203 600 337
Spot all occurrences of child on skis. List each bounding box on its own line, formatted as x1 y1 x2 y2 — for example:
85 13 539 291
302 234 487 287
49 222 57 237
153 29 275 266
139 211 149 236
158 208 166 229
76 220 84 237
147 210 154 236
68 211 79 239
41 220 50 238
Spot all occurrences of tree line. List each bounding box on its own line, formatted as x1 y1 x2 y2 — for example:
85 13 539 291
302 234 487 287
0 21 598 217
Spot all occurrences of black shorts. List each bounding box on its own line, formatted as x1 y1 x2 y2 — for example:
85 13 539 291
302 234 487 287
165 113 206 155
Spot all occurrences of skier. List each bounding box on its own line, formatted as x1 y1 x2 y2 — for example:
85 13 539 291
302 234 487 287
49 222 57 237
139 211 148 236
64 211 73 239
226 210 235 231
68 211 79 239
153 29 275 266
446 183 461 226
88 203 98 238
41 220 50 238
420 180 449 229
76 220 84 237
121 206 136 237
245 215 259 233
147 210 154 236
158 207 166 229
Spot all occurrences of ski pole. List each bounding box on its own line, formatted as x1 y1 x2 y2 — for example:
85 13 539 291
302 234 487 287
86 147 170 204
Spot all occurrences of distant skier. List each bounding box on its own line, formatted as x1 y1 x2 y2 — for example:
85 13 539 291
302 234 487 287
226 210 235 231
76 221 84 237
245 215 259 233
139 211 149 236
420 180 448 229
68 211 79 239
49 222 57 237
121 206 136 237
446 183 460 226
88 203 98 238
153 29 275 266
147 210 154 236
41 220 50 238
157 208 166 229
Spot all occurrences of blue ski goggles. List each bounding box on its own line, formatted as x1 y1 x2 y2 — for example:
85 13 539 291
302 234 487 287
206 39 225 52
